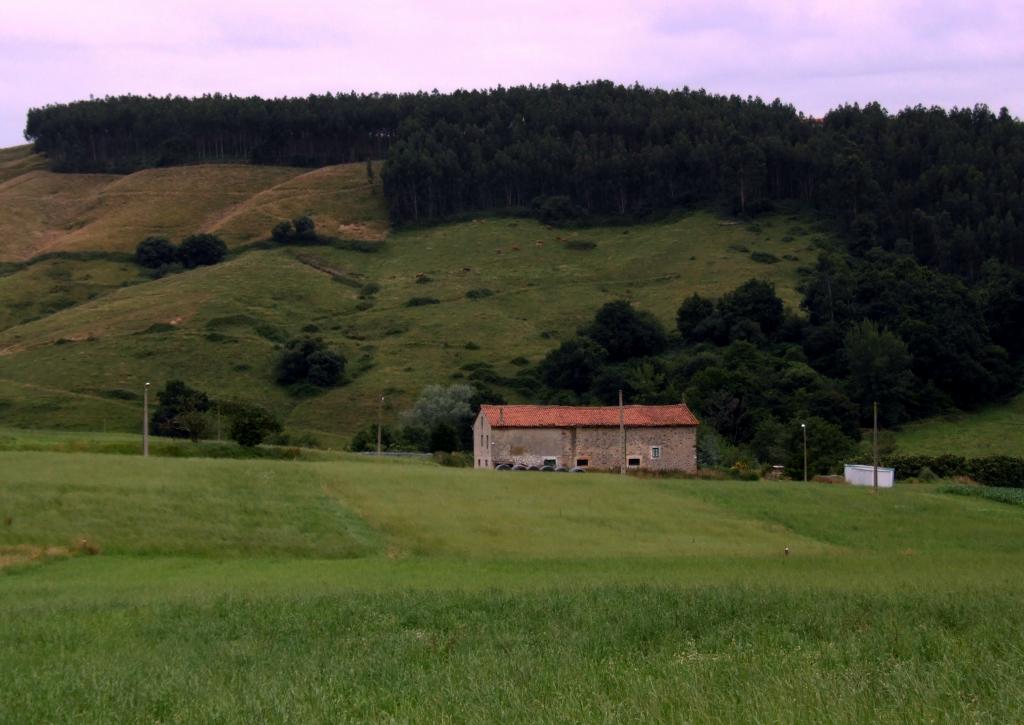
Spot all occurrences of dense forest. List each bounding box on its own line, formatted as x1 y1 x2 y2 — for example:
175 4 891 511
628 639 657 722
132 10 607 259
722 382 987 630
25 82 1024 275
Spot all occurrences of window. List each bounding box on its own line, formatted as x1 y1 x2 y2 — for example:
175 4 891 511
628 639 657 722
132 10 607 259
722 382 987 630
543 458 557 467
651 446 661 460
576 458 589 467
477 459 481 467
627 457 641 467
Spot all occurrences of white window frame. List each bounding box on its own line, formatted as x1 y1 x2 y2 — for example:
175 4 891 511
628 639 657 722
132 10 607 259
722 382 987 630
542 457 558 467
651 446 661 460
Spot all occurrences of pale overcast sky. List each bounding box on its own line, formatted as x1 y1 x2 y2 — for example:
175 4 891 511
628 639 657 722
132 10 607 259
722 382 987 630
1 0 1022 147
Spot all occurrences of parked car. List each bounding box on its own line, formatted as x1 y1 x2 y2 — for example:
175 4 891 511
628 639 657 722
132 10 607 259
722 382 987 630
540 465 556 472
512 463 529 471
495 463 513 471
554 466 570 472
569 467 587 473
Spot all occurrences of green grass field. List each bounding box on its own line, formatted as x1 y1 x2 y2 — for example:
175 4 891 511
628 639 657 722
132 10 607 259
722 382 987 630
2 443 1024 721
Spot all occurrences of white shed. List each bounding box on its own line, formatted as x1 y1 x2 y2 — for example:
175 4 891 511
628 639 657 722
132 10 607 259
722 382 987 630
844 464 895 488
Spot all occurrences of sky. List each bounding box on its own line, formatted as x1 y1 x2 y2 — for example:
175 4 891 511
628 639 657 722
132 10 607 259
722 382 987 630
1 0 1023 147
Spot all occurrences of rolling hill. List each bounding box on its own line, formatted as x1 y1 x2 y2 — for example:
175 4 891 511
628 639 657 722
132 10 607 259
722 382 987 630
0 145 821 442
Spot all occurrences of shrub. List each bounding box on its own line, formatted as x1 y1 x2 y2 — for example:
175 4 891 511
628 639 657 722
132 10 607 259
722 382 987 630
415 275 432 284
886 454 1024 488
565 240 597 251
292 216 316 241
134 236 177 268
405 297 439 307
359 282 381 297
178 234 227 268
271 220 293 243
150 380 210 441
465 288 494 300
750 251 780 264
229 404 282 447
274 336 346 389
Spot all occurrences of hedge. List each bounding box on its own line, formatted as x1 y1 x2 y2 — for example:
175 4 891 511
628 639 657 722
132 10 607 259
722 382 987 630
885 455 1024 488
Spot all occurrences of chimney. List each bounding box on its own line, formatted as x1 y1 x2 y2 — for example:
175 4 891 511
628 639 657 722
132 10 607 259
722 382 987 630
498 406 504 425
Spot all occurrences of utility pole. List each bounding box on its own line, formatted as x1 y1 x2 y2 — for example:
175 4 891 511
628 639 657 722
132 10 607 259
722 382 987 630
801 422 807 482
619 389 626 475
143 382 151 457
376 394 384 456
873 401 879 493
216 403 222 441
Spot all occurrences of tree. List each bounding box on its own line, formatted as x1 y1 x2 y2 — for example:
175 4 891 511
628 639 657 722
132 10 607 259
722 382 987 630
718 279 784 338
538 337 607 393
178 234 227 268
151 380 211 440
404 384 474 432
274 337 346 389
676 293 715 342
229 404 282 447
582 300 667 362
842 320 916 425
134 236 177 268
783 416 858 478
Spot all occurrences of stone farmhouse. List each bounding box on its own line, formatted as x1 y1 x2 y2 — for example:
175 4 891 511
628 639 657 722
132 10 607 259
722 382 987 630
472 404 699 472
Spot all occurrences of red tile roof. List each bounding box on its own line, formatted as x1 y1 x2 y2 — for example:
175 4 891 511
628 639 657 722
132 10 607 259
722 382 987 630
480 404 699 428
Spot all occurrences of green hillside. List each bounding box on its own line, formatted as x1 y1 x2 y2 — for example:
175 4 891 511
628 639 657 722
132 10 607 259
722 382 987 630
3 447 1024 720
892 393 1024 458
0 144 821 441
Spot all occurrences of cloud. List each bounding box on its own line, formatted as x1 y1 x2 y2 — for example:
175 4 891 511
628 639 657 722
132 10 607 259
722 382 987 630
0 0 1021 146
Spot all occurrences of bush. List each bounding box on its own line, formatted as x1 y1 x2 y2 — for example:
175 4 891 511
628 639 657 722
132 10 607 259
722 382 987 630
885 454 1024 487
750 252 780 264
274 337 346 389
405 297 439 307
229 405 282 447
359 282 381 297
271 220 293 243
134 236 177 268
565 240 597 251
178 234 227 268
465 288 494 300
292 216 316 241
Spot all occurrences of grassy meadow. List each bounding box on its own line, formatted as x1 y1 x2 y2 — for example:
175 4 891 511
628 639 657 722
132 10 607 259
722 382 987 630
2 441 1024 721
893 392 1024 458
0 141 821 440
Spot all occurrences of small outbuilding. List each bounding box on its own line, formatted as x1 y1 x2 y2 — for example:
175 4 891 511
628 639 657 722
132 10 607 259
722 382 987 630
843 464 895 488
473 403 699 473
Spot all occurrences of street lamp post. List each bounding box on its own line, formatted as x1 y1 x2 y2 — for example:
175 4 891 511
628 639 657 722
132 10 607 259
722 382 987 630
800 422 807 483
376 394 384 456
143 381 151 457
